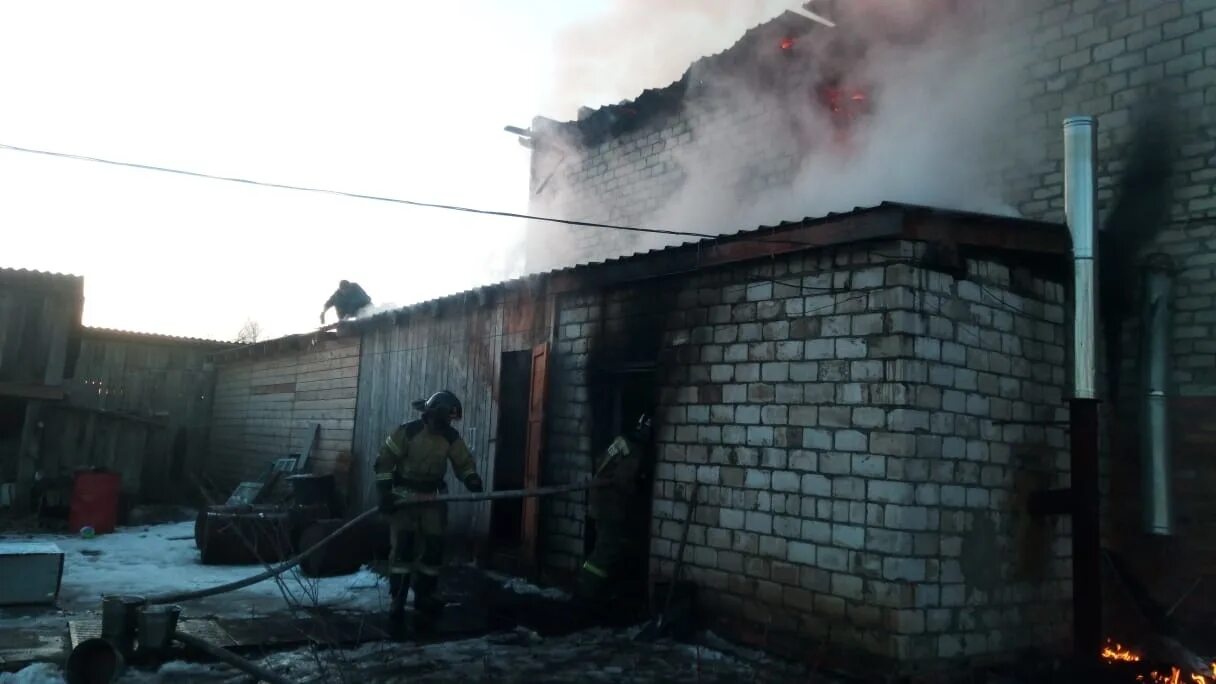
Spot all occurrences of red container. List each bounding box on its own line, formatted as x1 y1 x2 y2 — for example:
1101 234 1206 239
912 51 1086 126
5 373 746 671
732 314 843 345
68 471 122 534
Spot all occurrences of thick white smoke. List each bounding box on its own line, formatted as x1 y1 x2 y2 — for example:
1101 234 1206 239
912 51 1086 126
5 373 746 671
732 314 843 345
547 0 810 119
534 0 1037 266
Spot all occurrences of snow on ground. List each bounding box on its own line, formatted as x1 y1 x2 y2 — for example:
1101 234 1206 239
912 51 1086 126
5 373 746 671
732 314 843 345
485 570 570 601
0 520 390 626
0 663 65 684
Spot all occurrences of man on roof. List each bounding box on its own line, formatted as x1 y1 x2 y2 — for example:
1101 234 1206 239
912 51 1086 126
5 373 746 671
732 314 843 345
320 280 372 324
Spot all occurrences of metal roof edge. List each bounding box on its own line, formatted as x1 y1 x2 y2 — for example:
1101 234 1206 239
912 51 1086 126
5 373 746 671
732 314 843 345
82 326 235 347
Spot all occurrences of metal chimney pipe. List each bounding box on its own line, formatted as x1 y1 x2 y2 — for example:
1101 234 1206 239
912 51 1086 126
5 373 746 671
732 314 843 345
1064 116 1098 399
1063 115 1102 664
1142 253 1174 536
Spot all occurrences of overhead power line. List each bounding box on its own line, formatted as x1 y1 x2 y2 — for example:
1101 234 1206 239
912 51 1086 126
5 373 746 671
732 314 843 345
0 141 716 241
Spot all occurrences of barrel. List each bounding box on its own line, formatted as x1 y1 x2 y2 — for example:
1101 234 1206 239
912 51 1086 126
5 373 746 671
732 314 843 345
65 638 124 684
68 471 123 534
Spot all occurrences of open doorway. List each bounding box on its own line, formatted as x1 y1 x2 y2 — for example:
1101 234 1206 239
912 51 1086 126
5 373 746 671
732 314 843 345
0 397 28 488
585 368 657 604
489 350 532 572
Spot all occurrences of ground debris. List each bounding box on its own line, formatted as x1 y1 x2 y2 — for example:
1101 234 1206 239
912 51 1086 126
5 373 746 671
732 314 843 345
89 626 838 683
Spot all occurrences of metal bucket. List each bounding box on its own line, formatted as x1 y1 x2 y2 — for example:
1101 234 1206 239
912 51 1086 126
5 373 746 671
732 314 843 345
100 594 145 657
66 637 124 684
137 604 181 653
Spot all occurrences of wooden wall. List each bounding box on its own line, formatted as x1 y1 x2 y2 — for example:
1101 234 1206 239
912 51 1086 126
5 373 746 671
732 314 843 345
0 269 82 392
351 287 554 540
353 301 503 538
37 329 224 499
208 335 360 495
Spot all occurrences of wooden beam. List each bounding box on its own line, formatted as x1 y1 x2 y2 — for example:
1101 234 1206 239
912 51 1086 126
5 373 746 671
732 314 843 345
12 401 44 511
0 382 65 401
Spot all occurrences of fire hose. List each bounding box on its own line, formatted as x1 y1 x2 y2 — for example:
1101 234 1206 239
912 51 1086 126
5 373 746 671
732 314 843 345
146 481 604 605
173 630 293 684
62 482 606 684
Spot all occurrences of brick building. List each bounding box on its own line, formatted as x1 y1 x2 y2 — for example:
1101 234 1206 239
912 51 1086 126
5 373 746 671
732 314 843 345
537 205 1075 671
518 0 1216 673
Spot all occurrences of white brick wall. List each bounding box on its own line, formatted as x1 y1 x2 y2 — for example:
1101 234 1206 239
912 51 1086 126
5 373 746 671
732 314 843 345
543 239 1071 668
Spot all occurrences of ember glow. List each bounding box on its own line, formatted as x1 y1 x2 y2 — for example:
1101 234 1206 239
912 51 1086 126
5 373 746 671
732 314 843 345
1103 641 1142 662
1100 639 1216 684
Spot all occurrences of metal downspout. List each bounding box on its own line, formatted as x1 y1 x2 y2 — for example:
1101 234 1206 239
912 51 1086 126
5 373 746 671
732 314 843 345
1141 253 1174 536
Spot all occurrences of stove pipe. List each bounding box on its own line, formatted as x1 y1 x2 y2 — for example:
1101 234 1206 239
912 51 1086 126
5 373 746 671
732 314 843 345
1064 117 1098 399
1141 253 1174 535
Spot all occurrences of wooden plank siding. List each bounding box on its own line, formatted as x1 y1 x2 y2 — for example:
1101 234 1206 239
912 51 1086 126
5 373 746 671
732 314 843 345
0 269 82 390
352 301 506 540
41 330 224 500
207 336 360 496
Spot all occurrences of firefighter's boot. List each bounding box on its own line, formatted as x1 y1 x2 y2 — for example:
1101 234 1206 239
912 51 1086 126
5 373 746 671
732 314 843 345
411 573 442 638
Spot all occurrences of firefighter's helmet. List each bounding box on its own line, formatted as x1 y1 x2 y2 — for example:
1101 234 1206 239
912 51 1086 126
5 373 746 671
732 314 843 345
413 390 463 421
633 413 654 442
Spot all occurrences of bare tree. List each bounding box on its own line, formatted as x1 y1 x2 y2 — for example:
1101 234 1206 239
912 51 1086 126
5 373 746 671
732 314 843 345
237 319 263 344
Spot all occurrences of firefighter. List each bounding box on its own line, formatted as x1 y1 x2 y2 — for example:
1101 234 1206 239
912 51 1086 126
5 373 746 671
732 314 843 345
320 280 372 324
576 413 654 606
374 390 484 634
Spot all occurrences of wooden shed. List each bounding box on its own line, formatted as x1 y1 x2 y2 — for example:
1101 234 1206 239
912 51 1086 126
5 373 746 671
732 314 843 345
0 267 83 509
38 327 230 502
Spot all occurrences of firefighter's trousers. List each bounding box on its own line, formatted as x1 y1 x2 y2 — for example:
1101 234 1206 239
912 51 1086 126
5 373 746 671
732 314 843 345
388 500 447 620
577 515 631 601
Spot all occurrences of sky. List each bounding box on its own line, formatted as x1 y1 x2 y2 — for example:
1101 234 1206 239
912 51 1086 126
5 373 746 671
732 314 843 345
0 1 801 341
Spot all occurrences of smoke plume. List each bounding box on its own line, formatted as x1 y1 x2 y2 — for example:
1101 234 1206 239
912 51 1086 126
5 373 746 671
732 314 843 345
533 0 1037 268
548 0 808 118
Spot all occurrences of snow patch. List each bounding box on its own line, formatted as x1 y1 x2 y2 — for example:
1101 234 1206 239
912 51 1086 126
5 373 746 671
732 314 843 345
0 663 65 684
5 521 389 619
499 576 569 601
116 661 232 683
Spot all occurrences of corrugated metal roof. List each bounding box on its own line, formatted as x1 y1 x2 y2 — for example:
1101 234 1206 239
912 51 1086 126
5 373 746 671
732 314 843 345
346 201 1062 327
217 201 1066 359
0 266 84 285
82 326 235 347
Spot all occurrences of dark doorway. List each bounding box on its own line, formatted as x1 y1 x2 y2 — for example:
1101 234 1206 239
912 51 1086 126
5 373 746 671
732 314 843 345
0 397 28 483
585 368 657 603
489 350 532 571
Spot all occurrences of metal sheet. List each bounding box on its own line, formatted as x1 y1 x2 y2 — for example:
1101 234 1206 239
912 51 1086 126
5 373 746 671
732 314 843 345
69 617 236 650
0 544 63 606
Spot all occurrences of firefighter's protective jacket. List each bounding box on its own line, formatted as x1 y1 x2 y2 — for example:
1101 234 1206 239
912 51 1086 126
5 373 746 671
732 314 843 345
374 420 478 493
589 435 646 521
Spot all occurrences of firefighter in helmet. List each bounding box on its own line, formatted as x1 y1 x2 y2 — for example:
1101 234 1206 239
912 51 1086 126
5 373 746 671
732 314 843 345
373 390 484 633
576 413 654 605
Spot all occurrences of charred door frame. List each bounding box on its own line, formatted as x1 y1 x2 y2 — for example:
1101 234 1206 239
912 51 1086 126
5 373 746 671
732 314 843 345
520 342 549 576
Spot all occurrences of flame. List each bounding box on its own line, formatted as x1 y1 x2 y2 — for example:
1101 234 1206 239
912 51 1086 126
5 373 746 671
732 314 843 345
1104 641 1142 662
1101 639 1216 684
780 36 795 50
